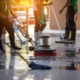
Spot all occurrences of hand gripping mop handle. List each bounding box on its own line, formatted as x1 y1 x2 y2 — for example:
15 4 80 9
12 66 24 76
51 5 64 39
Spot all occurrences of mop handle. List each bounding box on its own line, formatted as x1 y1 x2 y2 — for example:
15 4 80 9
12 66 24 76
51 5 64 39
0 38 30 66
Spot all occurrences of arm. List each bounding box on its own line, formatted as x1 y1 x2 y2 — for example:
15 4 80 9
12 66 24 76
0 12 6 19
35 0 53 6
59 0 71 13
10 7 17 18
37 2 53 6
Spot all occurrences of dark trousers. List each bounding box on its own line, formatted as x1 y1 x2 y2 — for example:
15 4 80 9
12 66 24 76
34 11 46 32
34 11 40 32
65 6 77 40
0 18 15 49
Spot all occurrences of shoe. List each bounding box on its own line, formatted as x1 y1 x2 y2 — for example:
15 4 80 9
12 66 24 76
60 36 68 40
66 38 75 41
12 46 21 50
0 48 5 53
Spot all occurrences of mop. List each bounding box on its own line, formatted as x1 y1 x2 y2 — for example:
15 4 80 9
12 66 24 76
13 18 42 51
13 23 26 45
12 18 28 38
51 4 64 39
0 1 36 50
12 18 37 47
0 38 52 70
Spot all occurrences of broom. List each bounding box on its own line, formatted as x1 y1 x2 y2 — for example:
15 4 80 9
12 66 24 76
0 38 52 70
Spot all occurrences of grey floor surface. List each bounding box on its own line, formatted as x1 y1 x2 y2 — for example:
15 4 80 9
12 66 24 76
0 32 80 80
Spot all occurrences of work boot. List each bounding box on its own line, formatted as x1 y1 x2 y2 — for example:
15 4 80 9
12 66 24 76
0 39 5 53
60 21 70 40
67 38 75 41
11 45 21 50
9 35 21 50
66 21 76 41
0 48 5 53
64 30 69 39
66 30 76 41
60 30 69 40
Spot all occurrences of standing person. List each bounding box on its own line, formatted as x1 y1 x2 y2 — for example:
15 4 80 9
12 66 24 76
0 0 21 52
59 0 78 41
33 0 53 45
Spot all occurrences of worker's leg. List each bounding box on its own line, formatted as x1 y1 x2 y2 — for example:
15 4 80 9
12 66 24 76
4 19 21 50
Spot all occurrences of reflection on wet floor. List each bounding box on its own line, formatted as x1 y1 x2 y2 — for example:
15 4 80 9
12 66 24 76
1 36 80 80
0 49 80 71
53 62 78 70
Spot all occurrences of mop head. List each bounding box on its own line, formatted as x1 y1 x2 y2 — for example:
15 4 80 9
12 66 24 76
29 61 52 70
